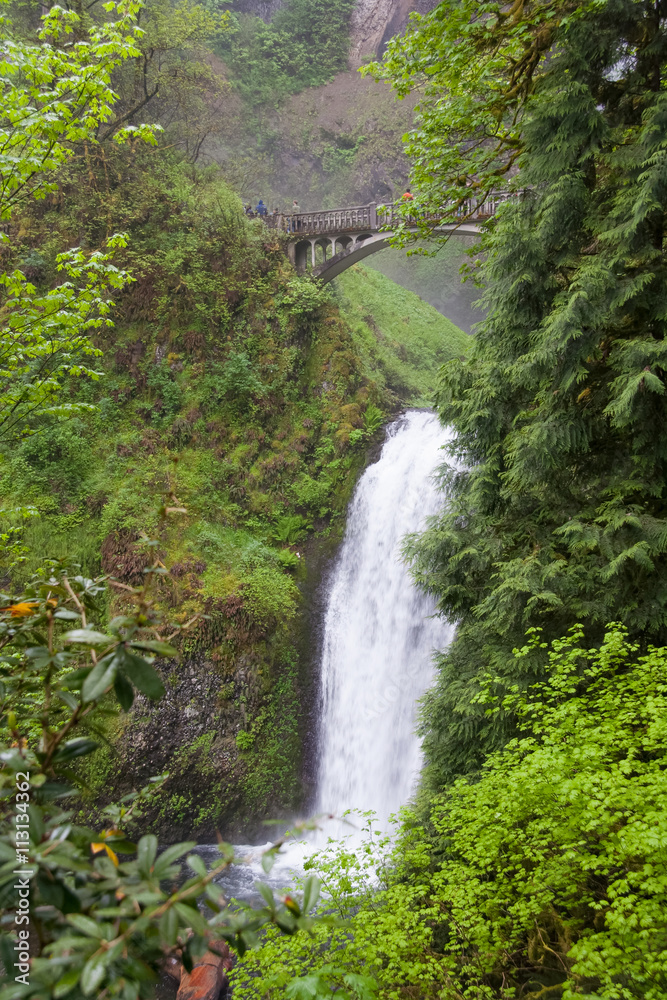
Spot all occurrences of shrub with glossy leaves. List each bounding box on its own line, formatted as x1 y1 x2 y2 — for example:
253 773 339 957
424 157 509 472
0 557 322 999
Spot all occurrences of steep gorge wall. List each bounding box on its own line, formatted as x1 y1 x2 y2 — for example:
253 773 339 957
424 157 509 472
208 0 443 210
349 0 411 68
349 0 443 69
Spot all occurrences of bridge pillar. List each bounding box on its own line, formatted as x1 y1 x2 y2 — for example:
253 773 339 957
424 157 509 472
369 203 377 228
330 238 337 258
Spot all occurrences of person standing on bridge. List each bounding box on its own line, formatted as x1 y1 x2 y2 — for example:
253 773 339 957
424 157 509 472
402 187 414 201
291 200 300 232
255 198 268 217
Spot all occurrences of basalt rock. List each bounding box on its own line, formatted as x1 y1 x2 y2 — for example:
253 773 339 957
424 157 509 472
348 0 441 69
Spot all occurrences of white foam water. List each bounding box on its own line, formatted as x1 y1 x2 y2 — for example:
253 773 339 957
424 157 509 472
210 410 454 896
313 409 454 835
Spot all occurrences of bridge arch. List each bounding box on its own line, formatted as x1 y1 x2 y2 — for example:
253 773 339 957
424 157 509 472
312 234 391 282
312 223 482 283
293 240 312 273
334 235 354 254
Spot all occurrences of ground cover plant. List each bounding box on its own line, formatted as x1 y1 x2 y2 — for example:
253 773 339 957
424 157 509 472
333 264 470 406
232 625 667 1000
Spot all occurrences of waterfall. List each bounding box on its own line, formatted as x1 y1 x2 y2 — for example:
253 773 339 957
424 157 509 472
204 410 454 896
314 410 454 830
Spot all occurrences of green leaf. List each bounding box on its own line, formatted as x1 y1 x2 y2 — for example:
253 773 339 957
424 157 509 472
256 881 275 910
137 834 158 876
261 846 278 873
159 906 179 946
174 902 209 934
285 974 324 1000
80 951 109 995
302 875 320 914
67 914 104 939
52 738 99 763
118 649 165 699
102 838 136 854
53 969 81 998
187 853 207 878
57 689 79 710
63 629 114 646
61 666 92 690
130 640 178 656
113 671 134 711
343 974 377 1000
155 842 196 868
81 656 117 703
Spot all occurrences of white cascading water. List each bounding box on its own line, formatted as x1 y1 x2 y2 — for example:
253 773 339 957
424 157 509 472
314 409 454 831
207 410 454 894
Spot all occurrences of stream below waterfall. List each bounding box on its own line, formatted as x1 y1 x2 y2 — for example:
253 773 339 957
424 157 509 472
201 409 455 898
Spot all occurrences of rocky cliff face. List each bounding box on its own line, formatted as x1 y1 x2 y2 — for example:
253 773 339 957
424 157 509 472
348 0 441 69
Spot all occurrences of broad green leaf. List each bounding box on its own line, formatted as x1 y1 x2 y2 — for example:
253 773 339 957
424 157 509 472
113 671 134 711
80 951 109 995
53 969 81 998
118 649 165 700
63 629 114 646
67 915 104 939
61 666 92 690
81 656 117 703
302 875 320 914
159 906 179 946
174 901 209 934
256 881 275 910
52 738 99 763
130 640 178 656
186 853 207 878
154 842 196 868
261 846 278 873
137 834 158 876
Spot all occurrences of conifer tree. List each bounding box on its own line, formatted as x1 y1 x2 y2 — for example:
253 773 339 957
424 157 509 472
371 0 667 783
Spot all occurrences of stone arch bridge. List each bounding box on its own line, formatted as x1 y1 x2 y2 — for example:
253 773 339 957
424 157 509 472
276 195 509 282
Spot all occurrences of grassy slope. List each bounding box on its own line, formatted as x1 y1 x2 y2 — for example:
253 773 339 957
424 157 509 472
364 237 483 334
333 264 471 407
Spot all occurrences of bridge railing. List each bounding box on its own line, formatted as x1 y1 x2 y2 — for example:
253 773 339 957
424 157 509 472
279 192 515 237
281 204 376 235
377 192 513 228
